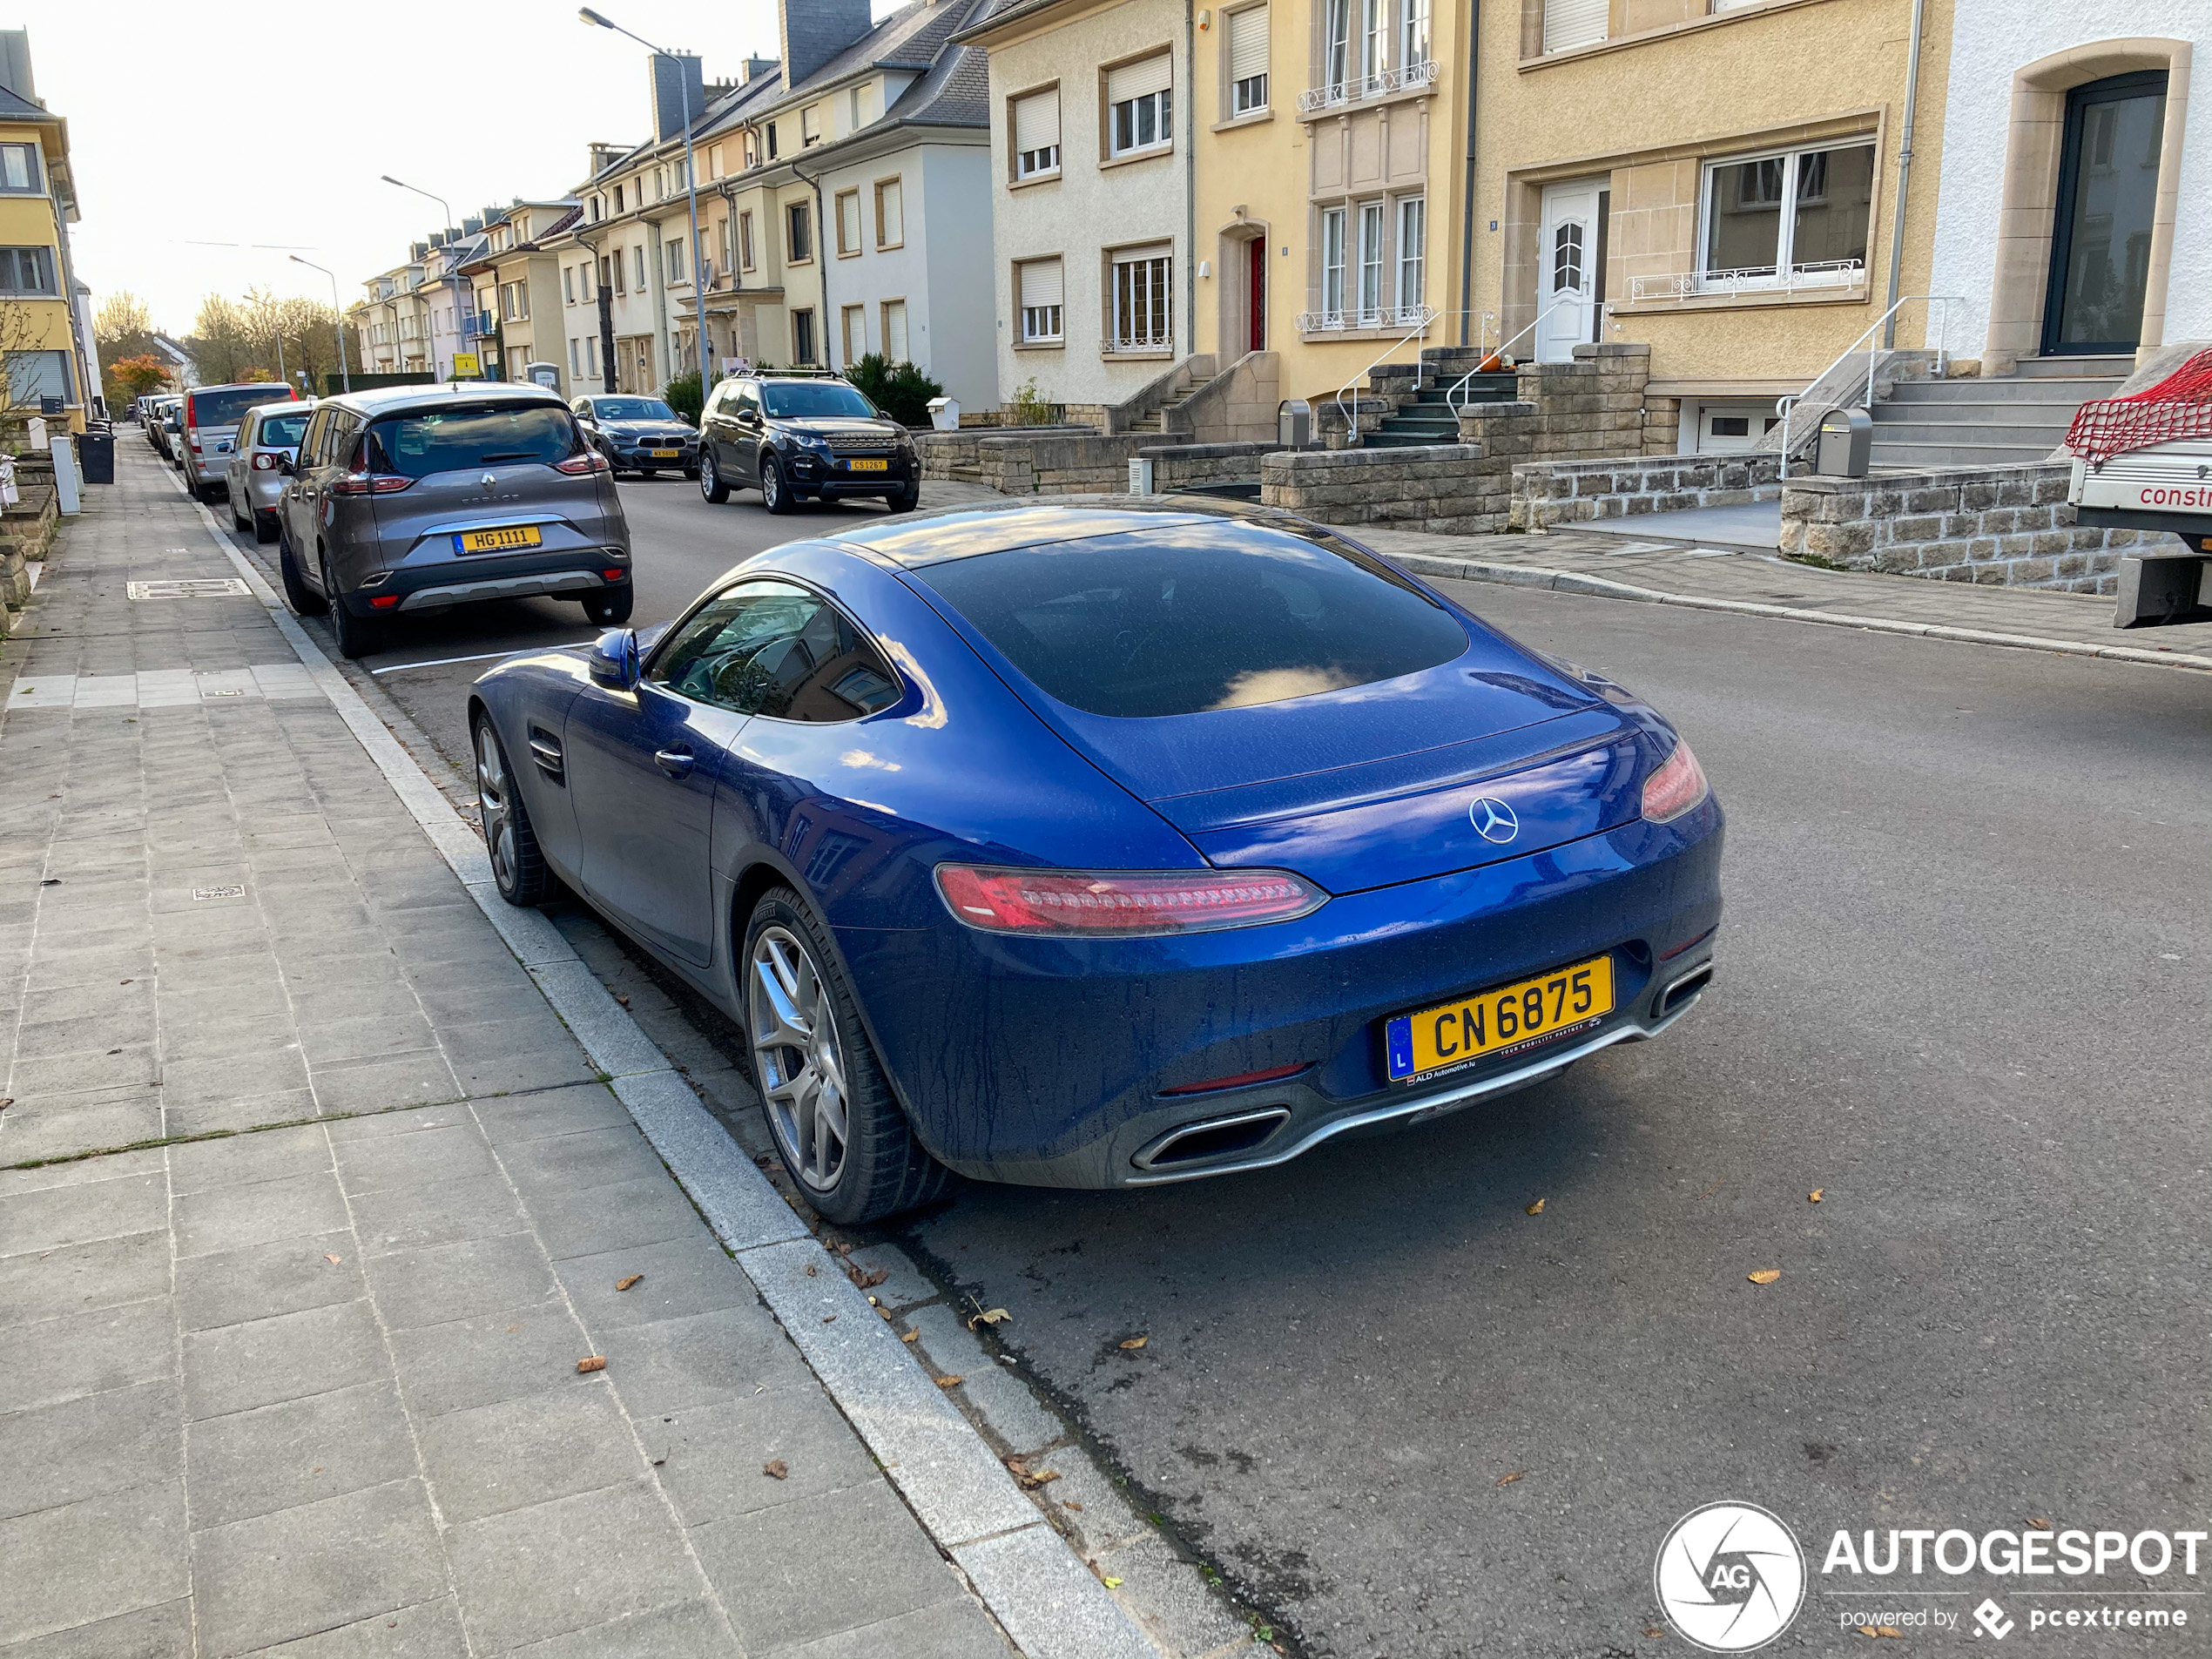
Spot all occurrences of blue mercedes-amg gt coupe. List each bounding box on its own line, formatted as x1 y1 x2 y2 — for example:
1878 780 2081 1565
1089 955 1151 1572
469 502 1723 1223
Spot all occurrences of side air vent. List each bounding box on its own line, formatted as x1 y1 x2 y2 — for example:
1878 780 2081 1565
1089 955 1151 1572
1134 1107 1291 1170
528 726 565 784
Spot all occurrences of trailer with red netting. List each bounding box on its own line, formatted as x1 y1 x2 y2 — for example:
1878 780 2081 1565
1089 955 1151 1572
2063 347 2212 630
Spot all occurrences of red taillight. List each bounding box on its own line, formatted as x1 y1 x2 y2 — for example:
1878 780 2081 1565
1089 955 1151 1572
554 449 610 475
1641 738 1710 824
330 472 414 496
252 452 281 471
369 595 400 610
934 865 1325 937
602 569 626 582
1160 1062 1309 1097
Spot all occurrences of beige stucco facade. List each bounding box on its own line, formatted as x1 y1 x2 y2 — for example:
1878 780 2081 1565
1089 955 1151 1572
1477 0 1953 431
1192 0 1480 414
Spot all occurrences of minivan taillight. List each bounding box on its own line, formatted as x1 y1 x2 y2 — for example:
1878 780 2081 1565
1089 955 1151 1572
553 449 610 475
331 472 414 496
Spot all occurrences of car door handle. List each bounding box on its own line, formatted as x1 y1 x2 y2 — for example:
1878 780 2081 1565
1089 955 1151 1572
653 746 696 778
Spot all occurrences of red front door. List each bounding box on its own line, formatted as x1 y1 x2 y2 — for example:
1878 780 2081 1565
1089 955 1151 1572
1248 239 1266 353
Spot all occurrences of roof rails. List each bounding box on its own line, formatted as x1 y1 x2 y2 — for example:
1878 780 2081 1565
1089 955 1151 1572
754 366 848 381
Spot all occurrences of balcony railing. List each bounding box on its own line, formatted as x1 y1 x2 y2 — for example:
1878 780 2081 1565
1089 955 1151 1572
1297 58 1438 115
1103 332 1175 354
467 312 498 340
1629 259 1865 302
1296 302 1436 334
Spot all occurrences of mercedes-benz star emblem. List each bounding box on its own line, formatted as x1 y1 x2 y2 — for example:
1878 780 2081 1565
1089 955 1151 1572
1470 797 1518 843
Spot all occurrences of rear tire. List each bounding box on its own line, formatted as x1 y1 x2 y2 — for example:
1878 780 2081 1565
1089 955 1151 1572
321 550 381 659
279 528 324 616
760 455 797 515
474 715 550 907
581 588 633 625
700 452 730 503
744 887 954 1224
230 495 249 531
252 510 277 544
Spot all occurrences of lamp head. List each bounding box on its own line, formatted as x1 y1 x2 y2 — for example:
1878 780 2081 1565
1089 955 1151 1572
579 8 611 26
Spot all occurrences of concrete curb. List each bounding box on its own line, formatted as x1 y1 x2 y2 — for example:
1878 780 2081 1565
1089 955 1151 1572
172 483 1155 1659
1387 550 2212 674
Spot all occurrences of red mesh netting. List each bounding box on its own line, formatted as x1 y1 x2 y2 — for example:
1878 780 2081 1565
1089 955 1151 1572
2065 347 2212 466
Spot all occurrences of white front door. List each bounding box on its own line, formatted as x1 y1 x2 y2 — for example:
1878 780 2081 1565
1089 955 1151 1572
1536 179 1602 363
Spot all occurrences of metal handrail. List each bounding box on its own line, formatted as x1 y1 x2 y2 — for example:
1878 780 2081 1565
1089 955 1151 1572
1334 309 1439 444
1773 293 1965 475
1444 301 1578 415
1297 58 1440 114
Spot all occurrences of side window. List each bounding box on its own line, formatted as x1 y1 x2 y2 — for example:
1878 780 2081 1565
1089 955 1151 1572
301 409 332 466
650 580 901 722
738 385 760 419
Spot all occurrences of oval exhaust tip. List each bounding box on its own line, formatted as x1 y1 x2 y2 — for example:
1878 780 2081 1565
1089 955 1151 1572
1135 1107 1292 1170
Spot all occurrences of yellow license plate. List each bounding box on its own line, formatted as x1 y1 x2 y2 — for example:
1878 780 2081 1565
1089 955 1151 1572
1385 954 1614 1083
650 448 681 459
455 525 543 553
846 457 889 471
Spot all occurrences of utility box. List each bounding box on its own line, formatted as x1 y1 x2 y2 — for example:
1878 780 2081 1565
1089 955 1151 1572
927 396 961 432
1279 399 1312 449
1129 456 1155 496
1816 408 1872 478
525 362 563 392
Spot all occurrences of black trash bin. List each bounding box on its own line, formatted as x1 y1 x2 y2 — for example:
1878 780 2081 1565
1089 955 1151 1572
78 426 115 485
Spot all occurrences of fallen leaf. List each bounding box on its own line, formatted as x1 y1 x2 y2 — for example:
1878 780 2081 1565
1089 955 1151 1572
804 1264 817 1277
1861 1627 1905 1640
576 1356 606 1373
615 994 630 1007
324 1253 343 1265
2027 1517 2052 1529
1498 1470 1526 1486
1119 1336 1148 1351
763 1459 789 1480
1748 1269 1782 1285
1064 1500 1085 1512
616 1274 644 1291
968 1306 1012 1328
1525 1197 1546 1216
1005 1456 1062 1490
935 1375 963 1388
900 1330 920 1343
1809 1189 1824 1203
821 1315 836 1324
1643 1628 1667 1639
0 1098 10 1110
1102 1575 1124 1588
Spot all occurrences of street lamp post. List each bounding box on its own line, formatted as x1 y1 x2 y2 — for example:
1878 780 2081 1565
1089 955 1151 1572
580 7 708 381
381 174 473 381
289 254 353 394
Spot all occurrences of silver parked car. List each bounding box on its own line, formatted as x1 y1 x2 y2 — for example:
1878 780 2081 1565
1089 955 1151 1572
225 400 315 543
275 382 632 658
180 381 297 502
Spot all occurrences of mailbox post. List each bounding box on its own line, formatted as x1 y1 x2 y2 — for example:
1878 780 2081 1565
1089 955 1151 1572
1816 408 1872 478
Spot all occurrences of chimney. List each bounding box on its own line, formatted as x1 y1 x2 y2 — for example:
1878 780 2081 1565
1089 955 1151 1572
740 56 779 87
462 214 484 235
0 30 34 105
651 51 706 143
779 0 870 91
589 142 625 177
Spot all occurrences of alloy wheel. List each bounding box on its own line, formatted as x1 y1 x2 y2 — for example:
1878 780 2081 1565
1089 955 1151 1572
475 722 519 895
748 926 850 1191
762 459 781 509
700 454 715 497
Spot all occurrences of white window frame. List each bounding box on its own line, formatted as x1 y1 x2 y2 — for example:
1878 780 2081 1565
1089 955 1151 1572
1395 195 1426 314
1356 199 1386 323
1693 142 1873 294
1319 206 1347 321
836 188 864 258
1108 250 1174 352
1106 57 1175 159
1226 3 1270 116
1018 258 1065 344
1306 0 1434 110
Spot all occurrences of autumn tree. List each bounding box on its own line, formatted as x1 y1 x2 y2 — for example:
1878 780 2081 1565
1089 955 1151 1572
110 354 172 401
94 290 161 387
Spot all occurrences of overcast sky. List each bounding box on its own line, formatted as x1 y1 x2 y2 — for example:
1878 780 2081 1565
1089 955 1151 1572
30 0 895 334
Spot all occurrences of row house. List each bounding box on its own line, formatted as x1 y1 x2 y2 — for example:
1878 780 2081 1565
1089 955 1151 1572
459 198 583 392
541 0 997 409
967 0 2208 457
0 31 94 429
350 225 485 384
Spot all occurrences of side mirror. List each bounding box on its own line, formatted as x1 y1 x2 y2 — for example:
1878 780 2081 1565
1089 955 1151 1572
588 627 640 691
277 454 294 475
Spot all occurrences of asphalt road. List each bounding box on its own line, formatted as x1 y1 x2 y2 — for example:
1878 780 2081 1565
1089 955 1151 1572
200 450 2210 1655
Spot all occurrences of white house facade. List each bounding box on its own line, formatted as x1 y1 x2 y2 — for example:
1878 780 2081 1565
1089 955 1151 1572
1927 3 2207 372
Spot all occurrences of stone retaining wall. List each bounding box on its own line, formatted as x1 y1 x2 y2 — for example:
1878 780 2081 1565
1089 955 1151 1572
1509 452 1784 531
1260 444 1494 534
1778 463 2177 594
1141 442 1279 492
913 425 1098 485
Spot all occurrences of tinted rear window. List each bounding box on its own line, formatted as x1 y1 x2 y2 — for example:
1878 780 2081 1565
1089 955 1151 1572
191 388 289 428
915 522 1469 718
257 413 310 448
366 404 577 478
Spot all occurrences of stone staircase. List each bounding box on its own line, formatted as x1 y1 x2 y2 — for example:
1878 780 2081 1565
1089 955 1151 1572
1869 354 2131 469
1109 354 1216 435
1360 347 1517 448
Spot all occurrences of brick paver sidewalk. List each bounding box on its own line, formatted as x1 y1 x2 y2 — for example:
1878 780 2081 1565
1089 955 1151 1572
1352 523 2212 664
0 456 1015 1655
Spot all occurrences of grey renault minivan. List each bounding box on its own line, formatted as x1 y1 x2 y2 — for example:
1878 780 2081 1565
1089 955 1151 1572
275 383 632 658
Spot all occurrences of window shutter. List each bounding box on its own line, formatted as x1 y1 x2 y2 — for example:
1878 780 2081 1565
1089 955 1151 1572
1106 53 1172 104
840 192 862 252
1112 241 1173 268
1020 258 1064 309
1012 90 1060 152
1228 7 1270 81
1541 0 1607 52
878 179 903 244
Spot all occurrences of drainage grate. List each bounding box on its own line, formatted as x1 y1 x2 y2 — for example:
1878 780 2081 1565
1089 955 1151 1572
127 579 251 600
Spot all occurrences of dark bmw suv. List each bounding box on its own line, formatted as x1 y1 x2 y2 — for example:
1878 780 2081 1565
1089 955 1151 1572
275 384 631 658
697 371 920 516
571 394 698 479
